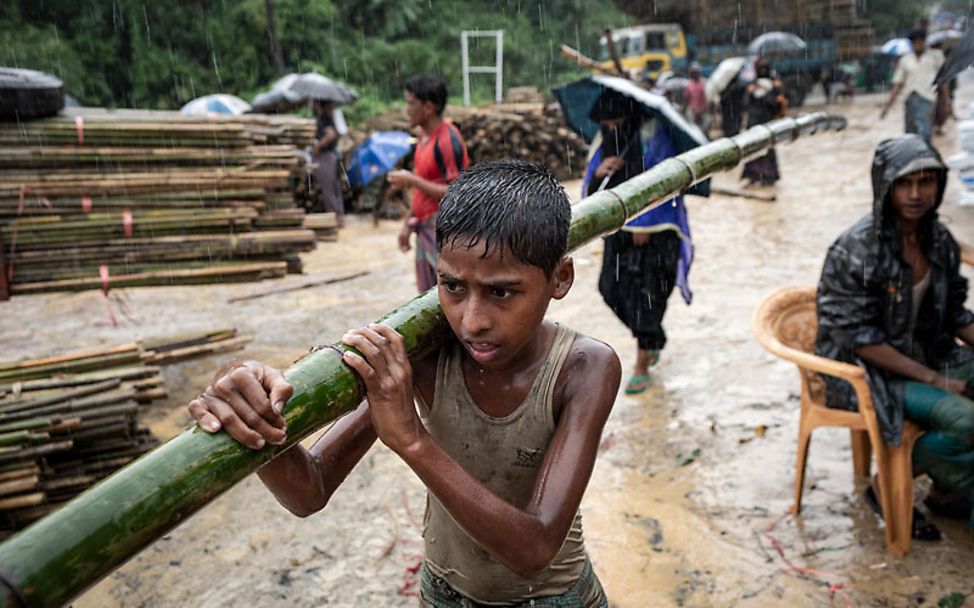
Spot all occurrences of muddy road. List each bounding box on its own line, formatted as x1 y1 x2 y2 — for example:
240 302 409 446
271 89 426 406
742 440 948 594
3 88 974 607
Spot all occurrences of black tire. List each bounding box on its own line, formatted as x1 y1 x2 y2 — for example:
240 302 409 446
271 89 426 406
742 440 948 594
0 67 65 121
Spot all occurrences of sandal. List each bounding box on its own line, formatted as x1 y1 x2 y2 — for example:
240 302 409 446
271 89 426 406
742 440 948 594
865 486 942 541
625 375 652 395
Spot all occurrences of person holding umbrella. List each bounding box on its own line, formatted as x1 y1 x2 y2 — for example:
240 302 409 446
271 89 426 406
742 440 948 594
311 99 344 226
708 58 749 137
741 58 787 187
584 89 688 394
387 74 469 292
880 30 946 143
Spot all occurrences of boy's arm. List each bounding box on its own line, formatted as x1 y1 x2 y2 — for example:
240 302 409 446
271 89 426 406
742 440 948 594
257 401 377 516
388 128 466 202
387 170 450 201
880 59 905 118
342 325 620 576
188 360 380 517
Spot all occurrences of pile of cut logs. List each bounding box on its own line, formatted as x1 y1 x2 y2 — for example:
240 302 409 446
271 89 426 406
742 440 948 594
357 102 589 183
0 328 250 536
452 104 589 181
0 110 319 298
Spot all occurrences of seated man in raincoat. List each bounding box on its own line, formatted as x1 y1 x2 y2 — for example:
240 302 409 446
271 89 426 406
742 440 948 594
816 134 974 540
583 89 693 394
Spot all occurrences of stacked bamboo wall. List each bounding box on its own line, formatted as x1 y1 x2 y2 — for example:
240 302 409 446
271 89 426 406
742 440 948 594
0 328 250 537
0 111 320 297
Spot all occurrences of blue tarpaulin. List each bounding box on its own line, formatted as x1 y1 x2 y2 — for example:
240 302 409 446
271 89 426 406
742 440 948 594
347 131 414 187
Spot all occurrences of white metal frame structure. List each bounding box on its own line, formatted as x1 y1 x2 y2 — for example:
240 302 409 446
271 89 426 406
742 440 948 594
460 30 504 106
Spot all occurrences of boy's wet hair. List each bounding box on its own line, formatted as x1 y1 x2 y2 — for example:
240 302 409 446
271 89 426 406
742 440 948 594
436 161 571 277
405 74 448 116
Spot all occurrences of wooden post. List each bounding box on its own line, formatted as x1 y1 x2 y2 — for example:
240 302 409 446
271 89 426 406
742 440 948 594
604 29 627 78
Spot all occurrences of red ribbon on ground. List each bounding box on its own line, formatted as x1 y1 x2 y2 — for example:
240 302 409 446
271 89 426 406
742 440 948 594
764 512 854 608
99 265 110 293
5 185 51 283
74 116 85 145
81 196 92 214
5 188 24 282
98 265 121 327
122 210 133 238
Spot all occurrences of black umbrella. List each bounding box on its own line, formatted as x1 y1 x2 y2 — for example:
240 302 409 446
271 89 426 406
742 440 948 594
747 31 806 56
935 28 974 86
249 88 303 114
288 73 359 105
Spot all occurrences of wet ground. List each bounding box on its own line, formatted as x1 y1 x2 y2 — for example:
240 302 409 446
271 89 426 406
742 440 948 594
3 86 974 607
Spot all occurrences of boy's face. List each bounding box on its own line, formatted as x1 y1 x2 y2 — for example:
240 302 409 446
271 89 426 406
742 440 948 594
436 240 573 371
890 169 939 223
404 91 434 128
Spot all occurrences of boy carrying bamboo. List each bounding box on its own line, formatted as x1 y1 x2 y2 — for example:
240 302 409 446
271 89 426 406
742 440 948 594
188 161 621 607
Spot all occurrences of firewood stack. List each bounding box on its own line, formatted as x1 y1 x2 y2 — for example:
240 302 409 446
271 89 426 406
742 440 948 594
0 328 250 536
451 103 589 181
0 110 319 297
348 99 588 186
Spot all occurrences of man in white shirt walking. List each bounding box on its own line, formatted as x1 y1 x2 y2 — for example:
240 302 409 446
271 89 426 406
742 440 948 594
880 30 946 143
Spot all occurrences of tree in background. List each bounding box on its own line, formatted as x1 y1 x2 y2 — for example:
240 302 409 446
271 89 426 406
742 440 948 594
0 0 629 116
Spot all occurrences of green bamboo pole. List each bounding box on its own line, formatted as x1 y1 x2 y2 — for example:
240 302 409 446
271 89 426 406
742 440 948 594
0 112 845 608
11 261 289 295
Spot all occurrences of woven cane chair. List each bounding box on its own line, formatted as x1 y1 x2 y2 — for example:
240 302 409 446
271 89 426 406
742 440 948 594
754 286 923 557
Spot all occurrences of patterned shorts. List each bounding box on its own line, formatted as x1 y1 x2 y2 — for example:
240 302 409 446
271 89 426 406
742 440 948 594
418 558 608 608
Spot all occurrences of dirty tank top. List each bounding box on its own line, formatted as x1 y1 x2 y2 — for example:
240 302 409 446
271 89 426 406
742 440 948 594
418 324 587 604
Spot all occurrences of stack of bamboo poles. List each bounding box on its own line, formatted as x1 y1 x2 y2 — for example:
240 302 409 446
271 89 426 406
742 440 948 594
0 111 319 297
0 328 250 536
303 212 339 242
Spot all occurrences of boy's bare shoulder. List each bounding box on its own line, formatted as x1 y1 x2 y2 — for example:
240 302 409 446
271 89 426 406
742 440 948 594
566 333 619 368
558 332 621 406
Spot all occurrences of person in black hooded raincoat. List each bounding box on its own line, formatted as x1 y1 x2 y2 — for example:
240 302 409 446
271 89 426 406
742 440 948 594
816 134 974 538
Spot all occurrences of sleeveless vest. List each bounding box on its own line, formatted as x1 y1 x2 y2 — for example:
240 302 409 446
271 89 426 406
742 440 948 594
418 324 586 603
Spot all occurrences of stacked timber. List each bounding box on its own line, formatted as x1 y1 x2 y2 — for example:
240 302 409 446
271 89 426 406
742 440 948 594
356 103 589 182
0 328 250 536
303 213 339 241
0 110 319 297
451 104 589 181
